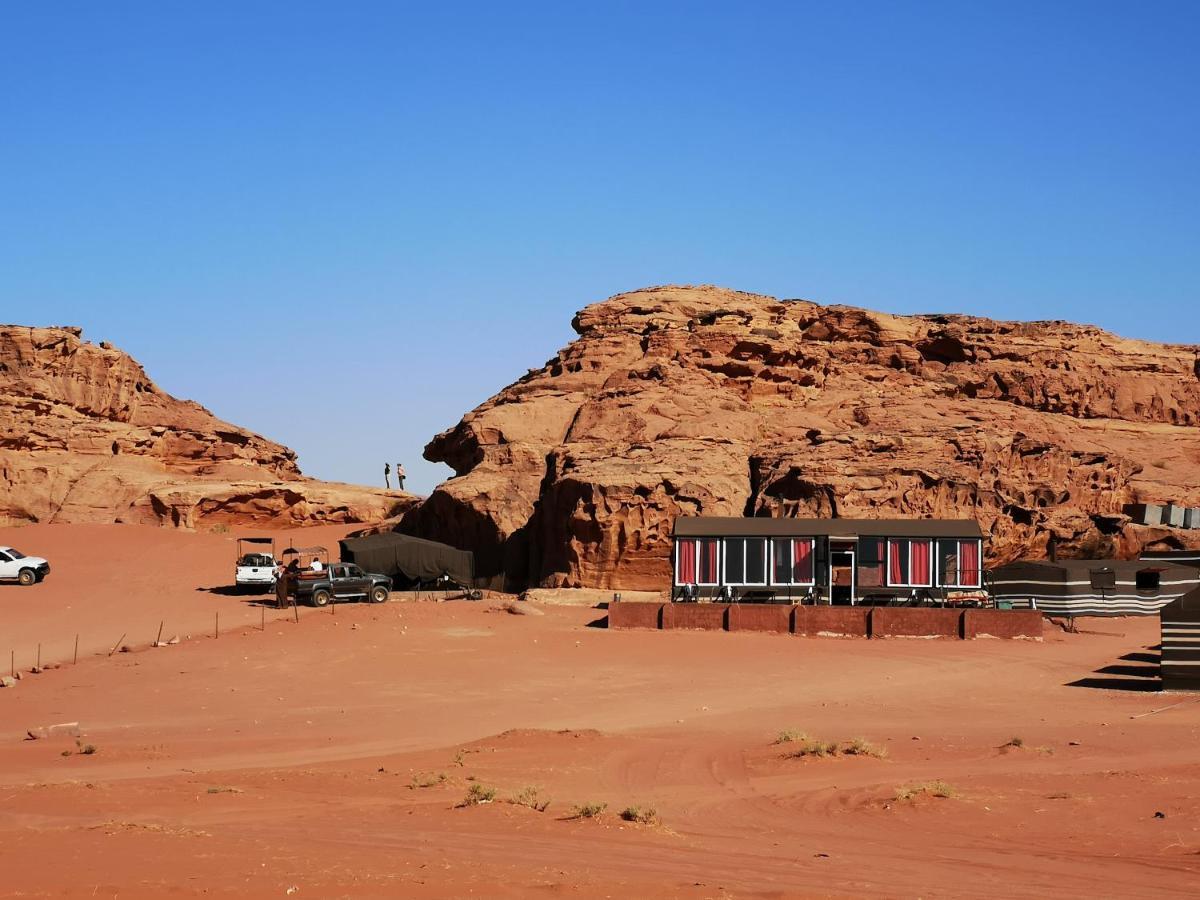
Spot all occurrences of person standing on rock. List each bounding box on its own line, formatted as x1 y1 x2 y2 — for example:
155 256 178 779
396 462 406 491
383 462 391 489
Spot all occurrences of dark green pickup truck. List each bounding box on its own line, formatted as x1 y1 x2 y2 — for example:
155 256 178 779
292 562 392 607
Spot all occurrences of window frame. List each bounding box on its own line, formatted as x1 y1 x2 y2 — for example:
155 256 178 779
674 538 720 586
770 538 816 587
723 537 769 586
886 538 934 588
937 538 982 589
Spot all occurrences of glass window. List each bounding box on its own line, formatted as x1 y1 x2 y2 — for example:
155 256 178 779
698 540 718 584
772 539 815 585
858 538 884 588
937 539 981 588
1135 569 1160 591
675 538 719 585
1089 568 1117 591
887 539 932 587
724 538 767 585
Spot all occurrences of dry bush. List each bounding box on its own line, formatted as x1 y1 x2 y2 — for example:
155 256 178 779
895 781 957 801
409 772 447 790
619 805 659 825
459 783 496 807
572 801 607 819
775 728 806 745
842 738 888 759
509 786 551 812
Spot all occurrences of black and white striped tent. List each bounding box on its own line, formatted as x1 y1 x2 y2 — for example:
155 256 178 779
990 559 1197 617
1161 589 1200 691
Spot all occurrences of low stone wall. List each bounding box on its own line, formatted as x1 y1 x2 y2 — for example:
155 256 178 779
661 603 728 630
795 606 871 638
728 604 792 634
608 602 1043 642
870 608 962 639
962 609 1043 640
606 602 663 629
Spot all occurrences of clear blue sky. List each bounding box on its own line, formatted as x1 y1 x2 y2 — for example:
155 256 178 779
2 2 1196 494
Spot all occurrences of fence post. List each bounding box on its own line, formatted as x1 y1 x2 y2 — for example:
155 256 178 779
73 635 79 665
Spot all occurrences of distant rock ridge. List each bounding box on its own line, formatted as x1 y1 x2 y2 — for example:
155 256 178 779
401 285 1200 590
0 324 412 527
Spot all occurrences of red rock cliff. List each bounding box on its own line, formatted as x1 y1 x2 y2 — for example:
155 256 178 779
0 325 412 527
402 285 1200 590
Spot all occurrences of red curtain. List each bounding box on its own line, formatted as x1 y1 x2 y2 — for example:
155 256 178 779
961 540 980 587
793 539 813 582
678 540 697 583
700 540 718 583
911 540 931 584
889 541 903 584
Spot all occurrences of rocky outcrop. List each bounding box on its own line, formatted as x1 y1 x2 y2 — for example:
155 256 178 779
0 325 412 527
402 285 1200 590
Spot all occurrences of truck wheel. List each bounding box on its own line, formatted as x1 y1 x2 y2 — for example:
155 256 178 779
370 585 389 603
17 569 36 586
311 589 331 607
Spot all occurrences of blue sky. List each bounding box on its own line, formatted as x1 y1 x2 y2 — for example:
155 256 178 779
2 2 1197 493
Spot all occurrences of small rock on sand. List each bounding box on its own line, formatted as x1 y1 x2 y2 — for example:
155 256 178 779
504 602 544 616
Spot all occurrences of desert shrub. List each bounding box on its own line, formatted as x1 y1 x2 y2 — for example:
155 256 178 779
775 728 806 745
895 781 957 801
206 786 242 794
842 738 888 759
1002 736 1024 749
572 801 607 819
789 736 840 758
409 772 447 790
509 786 550 812
459 783 496 807
619 805 659 825
78 743 98 756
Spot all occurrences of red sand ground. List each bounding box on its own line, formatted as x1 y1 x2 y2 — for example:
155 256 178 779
2 526 1199 898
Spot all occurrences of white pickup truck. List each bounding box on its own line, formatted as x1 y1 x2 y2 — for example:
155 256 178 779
235 537 278 590
0 547 51 586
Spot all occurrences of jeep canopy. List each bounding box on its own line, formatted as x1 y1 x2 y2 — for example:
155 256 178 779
338 533 475 587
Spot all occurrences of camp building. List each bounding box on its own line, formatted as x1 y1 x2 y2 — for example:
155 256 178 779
671 517 984 605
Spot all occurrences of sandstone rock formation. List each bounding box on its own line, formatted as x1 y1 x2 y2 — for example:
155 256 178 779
402 285 1200 590
0 325 412 527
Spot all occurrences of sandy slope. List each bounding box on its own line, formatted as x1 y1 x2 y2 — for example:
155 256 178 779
1 527 1199 897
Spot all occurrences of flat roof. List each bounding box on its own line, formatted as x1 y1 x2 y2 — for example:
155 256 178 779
673 517 982 539
993 558 1197 575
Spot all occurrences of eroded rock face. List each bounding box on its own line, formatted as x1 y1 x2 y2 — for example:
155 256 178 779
0 325 411 527
402 285 1200 590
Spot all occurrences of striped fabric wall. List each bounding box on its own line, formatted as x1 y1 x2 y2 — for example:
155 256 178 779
1161 615 1200 690
992 577 1196 617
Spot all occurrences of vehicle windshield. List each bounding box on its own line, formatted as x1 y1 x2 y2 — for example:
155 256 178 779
7 549 25 559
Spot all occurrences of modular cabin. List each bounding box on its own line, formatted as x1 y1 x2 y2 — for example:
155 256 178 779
671 517 985 605
1140 548 1200 570
990 559 1198 617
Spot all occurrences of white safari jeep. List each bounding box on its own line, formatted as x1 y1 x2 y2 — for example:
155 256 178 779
0 547 51 586
235 537 278 590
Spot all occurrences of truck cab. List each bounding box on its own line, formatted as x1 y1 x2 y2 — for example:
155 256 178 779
293 562 392 606
235 537 278 590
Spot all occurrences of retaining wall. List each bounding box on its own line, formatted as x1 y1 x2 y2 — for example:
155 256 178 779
727 604 792 633
794 606 871 638
870 607 962 639
962 609 1043 640
608 602 1043 641
661 603 728 630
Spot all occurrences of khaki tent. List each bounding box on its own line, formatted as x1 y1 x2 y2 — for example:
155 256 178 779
339 533 475 588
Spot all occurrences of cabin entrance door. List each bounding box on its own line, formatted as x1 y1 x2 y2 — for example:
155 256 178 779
830 548 856 605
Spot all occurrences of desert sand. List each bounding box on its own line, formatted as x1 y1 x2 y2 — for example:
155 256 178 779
2 525 1198 898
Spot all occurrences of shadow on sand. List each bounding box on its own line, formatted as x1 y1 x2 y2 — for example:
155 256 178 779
1067 646 1161 692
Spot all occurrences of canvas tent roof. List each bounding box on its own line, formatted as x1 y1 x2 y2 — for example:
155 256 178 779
673 517 982 539
339 533 474 586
